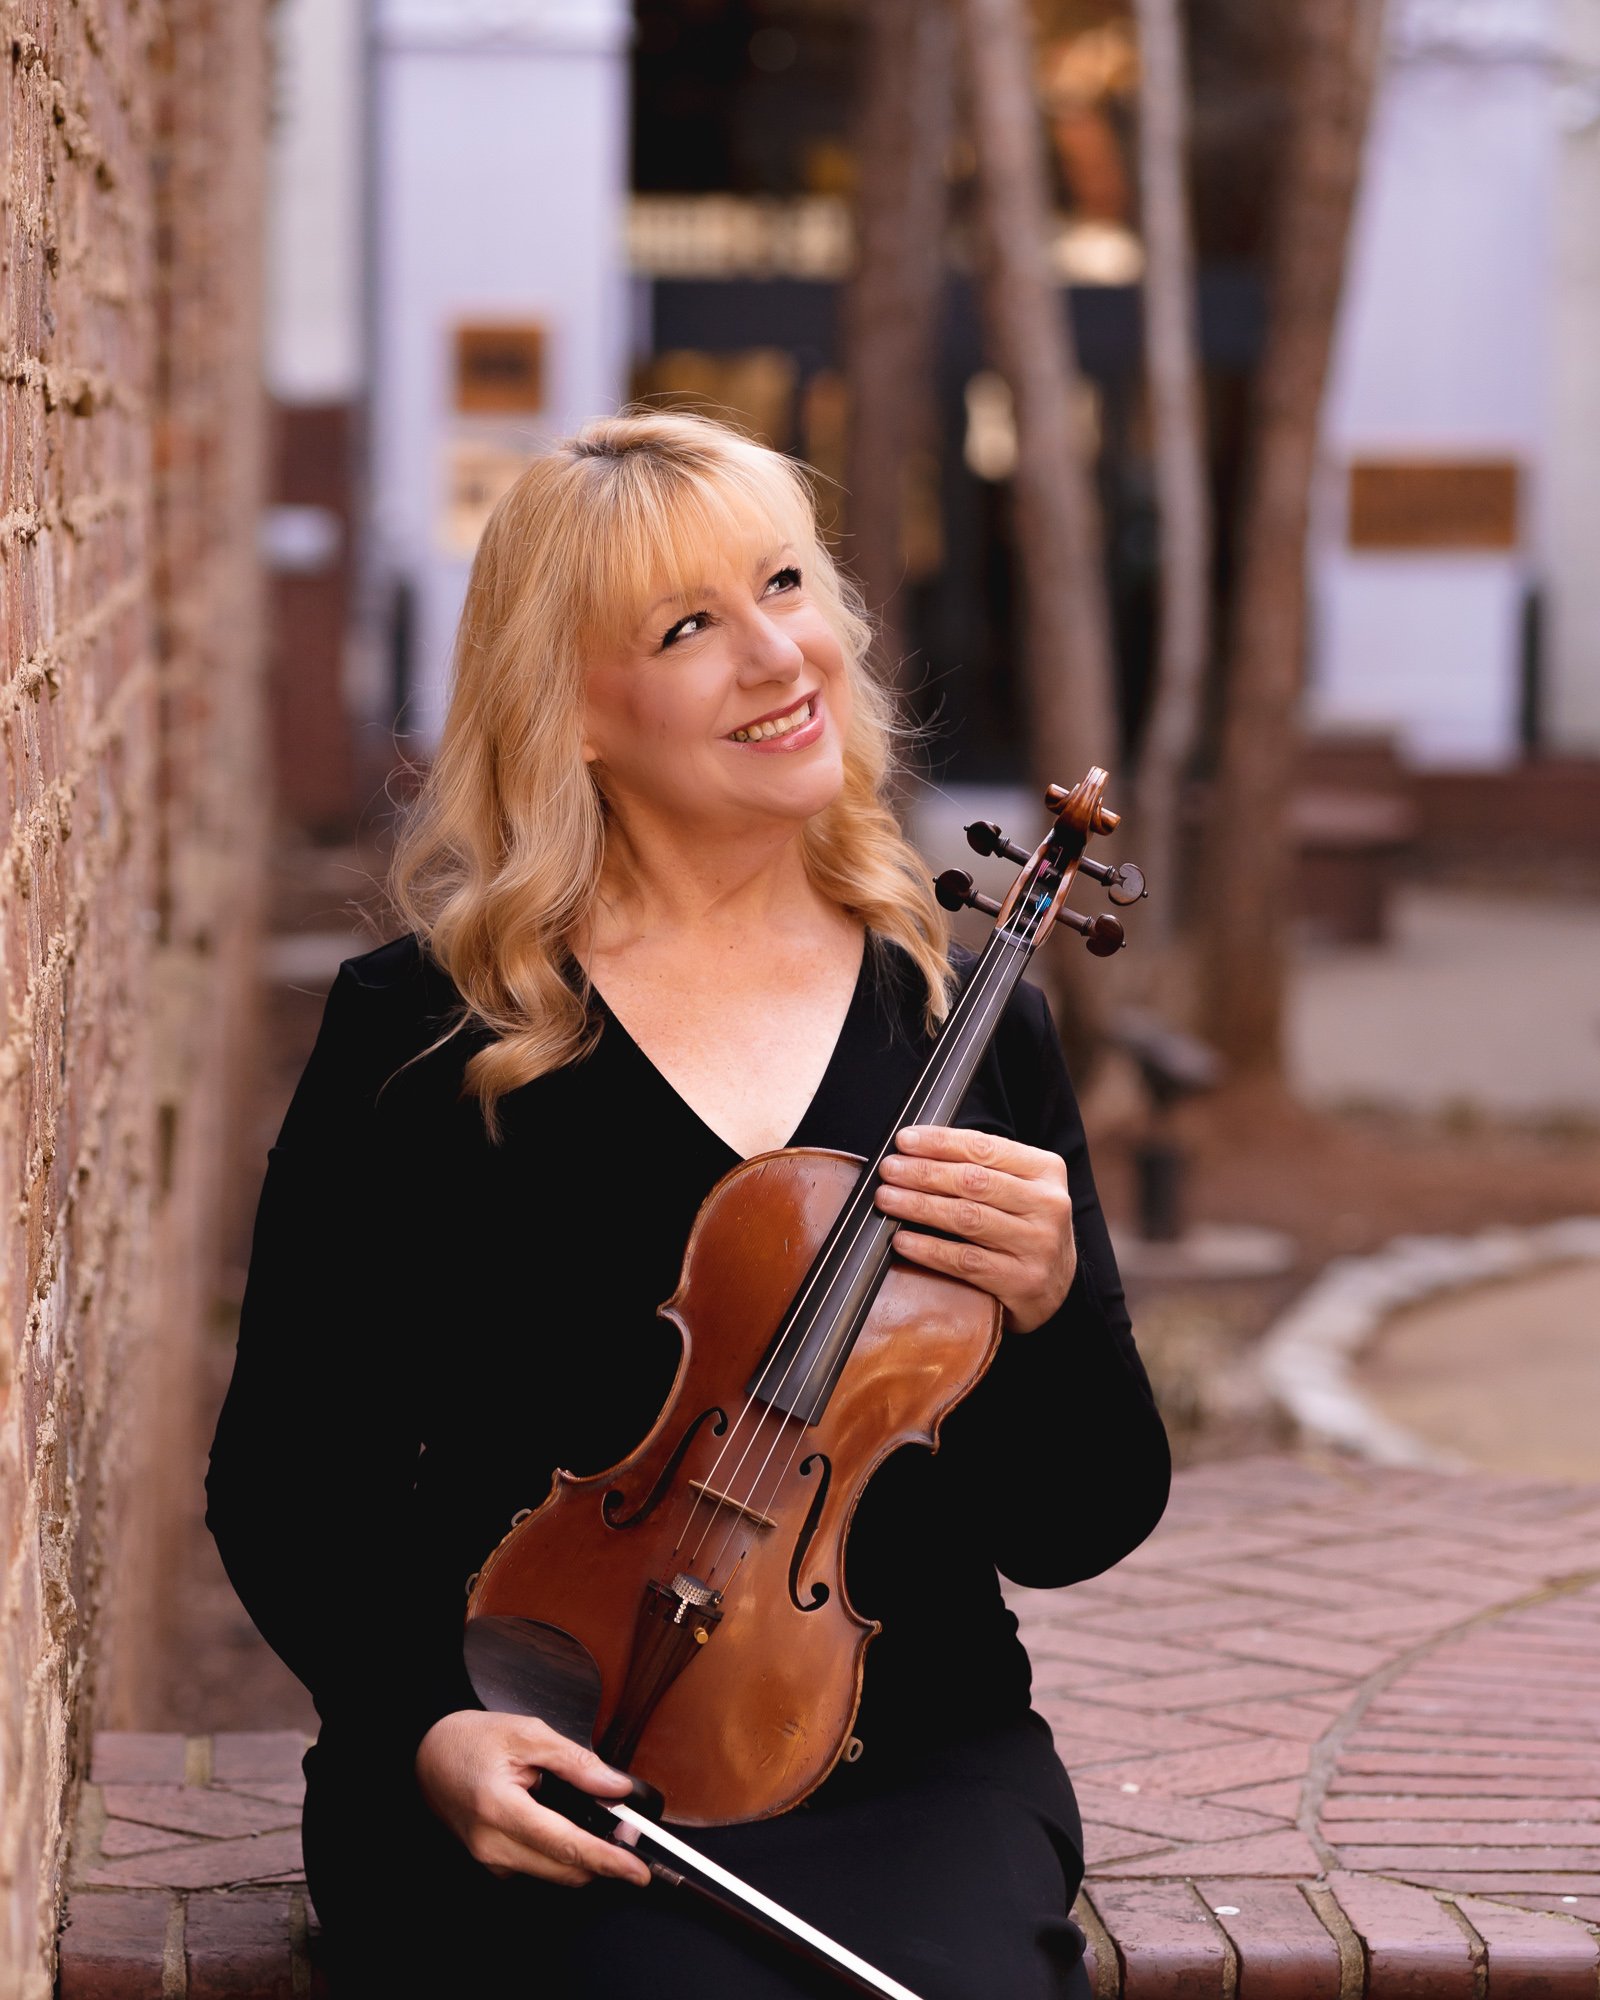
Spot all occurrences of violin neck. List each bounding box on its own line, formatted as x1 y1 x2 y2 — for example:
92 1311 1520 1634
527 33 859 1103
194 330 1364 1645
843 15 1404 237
749 930 1035 1427
893 930 1033 1134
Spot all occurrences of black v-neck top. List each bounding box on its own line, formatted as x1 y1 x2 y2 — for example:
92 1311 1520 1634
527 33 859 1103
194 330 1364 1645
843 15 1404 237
206 931 1170 1794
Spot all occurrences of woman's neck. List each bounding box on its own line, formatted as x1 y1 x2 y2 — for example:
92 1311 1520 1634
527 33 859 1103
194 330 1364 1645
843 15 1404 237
583 809 843 960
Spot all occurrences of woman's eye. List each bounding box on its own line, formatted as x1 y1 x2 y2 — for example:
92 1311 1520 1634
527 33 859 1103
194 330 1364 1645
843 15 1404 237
765 565 803 595
661 610 708 648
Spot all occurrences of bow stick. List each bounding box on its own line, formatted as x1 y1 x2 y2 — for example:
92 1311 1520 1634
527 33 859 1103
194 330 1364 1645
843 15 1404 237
537 1772 926 2000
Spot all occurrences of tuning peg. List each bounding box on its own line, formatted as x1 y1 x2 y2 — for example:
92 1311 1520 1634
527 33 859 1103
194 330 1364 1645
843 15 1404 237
934 869 1002 919
1057 909 1126 957
1079 857 1148 907
964 821 1030 866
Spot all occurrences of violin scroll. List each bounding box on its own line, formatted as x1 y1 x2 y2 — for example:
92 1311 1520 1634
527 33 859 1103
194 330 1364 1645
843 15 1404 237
951 768 1148 956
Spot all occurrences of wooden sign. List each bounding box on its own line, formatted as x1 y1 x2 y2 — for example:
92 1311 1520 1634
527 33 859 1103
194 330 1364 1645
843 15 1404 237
454 322 546 415
1347 460 1520 551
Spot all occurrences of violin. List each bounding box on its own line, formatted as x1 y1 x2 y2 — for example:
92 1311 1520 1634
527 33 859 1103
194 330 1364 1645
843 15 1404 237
462 770 1144 1837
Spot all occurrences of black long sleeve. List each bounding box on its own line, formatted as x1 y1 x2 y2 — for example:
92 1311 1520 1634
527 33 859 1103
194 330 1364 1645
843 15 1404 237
205 959 480 1771
206 933 1170 1785
947 976 1171 1588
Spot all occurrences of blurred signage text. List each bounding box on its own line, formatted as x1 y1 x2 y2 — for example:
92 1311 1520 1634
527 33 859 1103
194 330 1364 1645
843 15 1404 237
1347 460 1521 551
454 322 546 415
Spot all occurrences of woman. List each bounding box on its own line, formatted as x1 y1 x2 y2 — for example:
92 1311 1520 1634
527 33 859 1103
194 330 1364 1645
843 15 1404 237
206 409 1170 1998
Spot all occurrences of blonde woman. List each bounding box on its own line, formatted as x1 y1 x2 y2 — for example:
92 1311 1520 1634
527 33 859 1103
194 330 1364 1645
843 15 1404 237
207 410 1169 1998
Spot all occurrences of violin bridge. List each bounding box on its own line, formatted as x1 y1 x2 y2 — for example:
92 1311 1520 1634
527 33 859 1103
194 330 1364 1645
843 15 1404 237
689 1480 777 1532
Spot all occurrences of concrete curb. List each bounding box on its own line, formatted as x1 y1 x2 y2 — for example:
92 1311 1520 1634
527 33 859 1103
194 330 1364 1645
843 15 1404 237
1257 1216 1600 1466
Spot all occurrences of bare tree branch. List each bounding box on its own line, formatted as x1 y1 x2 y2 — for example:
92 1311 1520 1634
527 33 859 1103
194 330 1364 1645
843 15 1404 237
1130 0 1212 963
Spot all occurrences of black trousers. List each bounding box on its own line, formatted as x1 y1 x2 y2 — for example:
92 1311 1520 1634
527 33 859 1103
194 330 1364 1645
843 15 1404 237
303 1711 1091 2000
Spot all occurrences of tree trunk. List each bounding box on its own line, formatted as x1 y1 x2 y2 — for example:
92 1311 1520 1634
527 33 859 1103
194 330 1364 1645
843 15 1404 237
954 0 1119 785
841 0 956 683
1130 0 1211 965
1198 0 1384 1072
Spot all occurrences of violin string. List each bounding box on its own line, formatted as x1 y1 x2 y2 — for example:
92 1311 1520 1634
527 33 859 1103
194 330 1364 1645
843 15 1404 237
679 907 1034 1575
697 891 1055 1583
687 867 1061 1581
693 864 1063 1585
675 924 1027 1579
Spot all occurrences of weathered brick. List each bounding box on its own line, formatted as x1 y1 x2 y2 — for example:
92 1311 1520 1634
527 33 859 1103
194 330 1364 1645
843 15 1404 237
1087 1738 1313 1800
98 1821 191 1859
1076 1783 1291 1845
1041 1699 1249 1756
3 1 272 1991
102 1782 298 1839
1094 1829 1322 1881
1090 1661 1344 1712
1452 1893 1600 1999
1211 1779 1304 1817
83 1831 306 1892
1330 1772 1600 1799
89 1734 188 1786
1088 1881 1231 2000
1326 1871 1476 1997
1209 1701 1343 1743
186 1891 297 1999
1201 1626 1392 1677
1028 1628 1224 1678
1322 1794 1600 1822
211 1733 312 1785
1198 1880 1343 2000
1495 1893 1600 1923
57 1890 173 1999
1400 1871 1600 1896
1339 1751 1600 1783
1326 1821 1600 1849
1337 1845 1600 1875
1347 1729 1600 1761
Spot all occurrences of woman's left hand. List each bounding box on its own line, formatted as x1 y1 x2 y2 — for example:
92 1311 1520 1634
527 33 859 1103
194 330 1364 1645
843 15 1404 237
874 1125 1077 1334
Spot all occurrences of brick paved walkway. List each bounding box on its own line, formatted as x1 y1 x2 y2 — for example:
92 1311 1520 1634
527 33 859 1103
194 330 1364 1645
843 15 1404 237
59 1456 1600 1996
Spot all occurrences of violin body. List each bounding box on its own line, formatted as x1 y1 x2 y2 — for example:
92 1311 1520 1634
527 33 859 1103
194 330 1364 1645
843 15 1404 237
466 1146 1000 1827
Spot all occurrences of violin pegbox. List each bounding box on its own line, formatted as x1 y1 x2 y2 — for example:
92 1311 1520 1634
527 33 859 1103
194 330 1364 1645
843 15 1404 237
953 767 1147 958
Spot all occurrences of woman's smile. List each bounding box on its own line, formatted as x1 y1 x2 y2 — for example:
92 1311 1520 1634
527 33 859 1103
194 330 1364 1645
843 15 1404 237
725 691 823 750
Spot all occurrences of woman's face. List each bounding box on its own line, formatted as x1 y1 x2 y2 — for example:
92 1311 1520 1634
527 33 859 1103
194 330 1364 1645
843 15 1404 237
581 534 854 841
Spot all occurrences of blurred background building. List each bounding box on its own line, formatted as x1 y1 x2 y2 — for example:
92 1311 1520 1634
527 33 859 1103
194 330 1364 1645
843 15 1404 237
261 0 1600 814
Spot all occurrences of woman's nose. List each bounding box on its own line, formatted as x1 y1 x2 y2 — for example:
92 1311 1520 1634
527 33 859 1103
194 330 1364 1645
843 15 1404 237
737 609 806 682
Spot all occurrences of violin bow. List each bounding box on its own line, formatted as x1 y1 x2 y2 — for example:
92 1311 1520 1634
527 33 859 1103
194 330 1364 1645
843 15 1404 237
538 1773 926 2000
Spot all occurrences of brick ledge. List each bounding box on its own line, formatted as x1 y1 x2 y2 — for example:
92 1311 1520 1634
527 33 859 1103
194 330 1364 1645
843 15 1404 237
59 1457 1600 1995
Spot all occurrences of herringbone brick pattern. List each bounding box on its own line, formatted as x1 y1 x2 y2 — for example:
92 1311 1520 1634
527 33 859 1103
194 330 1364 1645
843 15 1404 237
58 1458 1600 1995
1015 1454 1600 1993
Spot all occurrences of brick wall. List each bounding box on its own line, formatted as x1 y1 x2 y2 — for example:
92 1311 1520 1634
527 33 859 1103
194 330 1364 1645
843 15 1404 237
0 3 270 1993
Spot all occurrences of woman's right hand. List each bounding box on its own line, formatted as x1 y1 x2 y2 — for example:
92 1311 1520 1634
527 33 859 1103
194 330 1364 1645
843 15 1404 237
414 1710 653 1888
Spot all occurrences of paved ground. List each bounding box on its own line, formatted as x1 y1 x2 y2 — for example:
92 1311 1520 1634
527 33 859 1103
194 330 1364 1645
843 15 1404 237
1288 885 1600 1118
1352 1261 1600 1481
62 1456 1600 1997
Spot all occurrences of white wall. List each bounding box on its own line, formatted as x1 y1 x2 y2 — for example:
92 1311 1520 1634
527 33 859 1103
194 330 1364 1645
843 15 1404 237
368 0 632 743
264 0 366 402
1545 0 1600 752
1309 0 1560 766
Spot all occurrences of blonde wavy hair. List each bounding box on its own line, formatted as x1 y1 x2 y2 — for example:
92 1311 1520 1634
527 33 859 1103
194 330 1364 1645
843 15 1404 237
388 407 953 1141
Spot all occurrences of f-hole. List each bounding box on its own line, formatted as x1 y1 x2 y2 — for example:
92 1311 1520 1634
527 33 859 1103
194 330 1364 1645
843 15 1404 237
787 1452 832 1611
602 1407 726 1528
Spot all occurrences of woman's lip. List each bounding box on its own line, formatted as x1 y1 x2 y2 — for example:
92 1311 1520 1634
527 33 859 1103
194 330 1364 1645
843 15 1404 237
726 693 825 753
726 690 816 736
